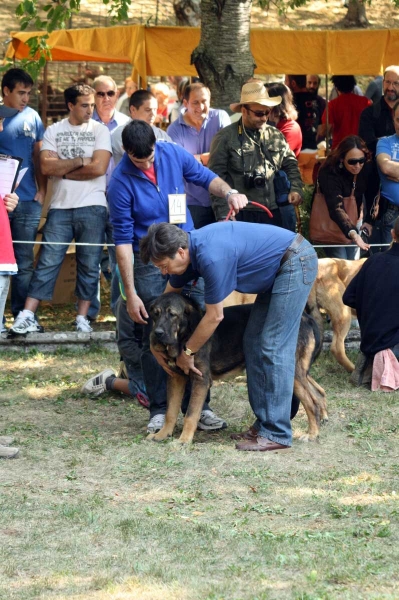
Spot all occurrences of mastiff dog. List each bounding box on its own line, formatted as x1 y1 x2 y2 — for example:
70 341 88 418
149 292 327 444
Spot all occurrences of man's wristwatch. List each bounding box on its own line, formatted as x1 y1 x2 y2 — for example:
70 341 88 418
348 229 358 240
183 345 196 357
225 189 239 201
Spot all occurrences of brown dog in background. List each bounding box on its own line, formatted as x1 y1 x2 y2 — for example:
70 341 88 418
307 258 366 372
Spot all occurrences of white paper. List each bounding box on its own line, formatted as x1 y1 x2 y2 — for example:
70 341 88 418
168 193 187 224
0 156 21 197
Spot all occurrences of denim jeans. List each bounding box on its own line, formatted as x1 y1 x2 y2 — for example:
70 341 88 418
382 204 399 245
8 200 42 316
243 237 317 446
133 252 210 418
28 206 107 302
87 219 120 319
115 296 146 397
279 204 297 232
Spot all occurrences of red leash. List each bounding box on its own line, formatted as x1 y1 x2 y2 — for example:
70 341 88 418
225 200 274 221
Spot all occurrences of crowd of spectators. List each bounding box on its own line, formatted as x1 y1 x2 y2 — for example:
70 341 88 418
2 65 399 457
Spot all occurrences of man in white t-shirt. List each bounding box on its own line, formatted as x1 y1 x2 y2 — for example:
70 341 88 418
10 84 112 335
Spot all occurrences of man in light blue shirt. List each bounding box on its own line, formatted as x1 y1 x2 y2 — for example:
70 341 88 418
167 83 230 228
0 68 46 321
376 100 399 244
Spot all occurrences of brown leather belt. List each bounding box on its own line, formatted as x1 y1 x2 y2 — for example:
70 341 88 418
280 234 305 267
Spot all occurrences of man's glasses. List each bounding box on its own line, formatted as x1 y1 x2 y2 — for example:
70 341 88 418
346 157 366 165
96 90 116 98
245 106 270 118
383 79 399 89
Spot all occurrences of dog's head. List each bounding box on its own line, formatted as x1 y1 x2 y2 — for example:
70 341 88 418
149 293 201 358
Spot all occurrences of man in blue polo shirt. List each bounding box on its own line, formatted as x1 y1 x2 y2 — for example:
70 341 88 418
140 221 317 452
376 100 399 245
0 68 46 322
107 120 248 434
167 83 230 228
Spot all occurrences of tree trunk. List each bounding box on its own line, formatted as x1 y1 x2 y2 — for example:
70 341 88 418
342 0 369 27
173 0 201 26
191 0 255 112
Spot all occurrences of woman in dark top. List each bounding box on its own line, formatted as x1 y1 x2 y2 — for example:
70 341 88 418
317 135 371 259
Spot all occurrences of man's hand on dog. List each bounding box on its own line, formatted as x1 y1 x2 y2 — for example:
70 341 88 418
176 352 202 377
150 346 176 377
127 293 148 325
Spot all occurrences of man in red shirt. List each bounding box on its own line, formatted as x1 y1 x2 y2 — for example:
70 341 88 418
318 75 371 149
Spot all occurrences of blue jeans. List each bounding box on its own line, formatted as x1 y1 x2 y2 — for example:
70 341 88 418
87 219 120 319
382 204 399 245
243 237 317 446
8 200 42 316
115 296 146 397
133 252 211 418
279 204 297 232
28 206 107 302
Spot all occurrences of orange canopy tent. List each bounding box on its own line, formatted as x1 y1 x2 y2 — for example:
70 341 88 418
6 24 399 83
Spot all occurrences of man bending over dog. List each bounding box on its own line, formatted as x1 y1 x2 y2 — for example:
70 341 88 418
107 120 248 434
140 221 317 451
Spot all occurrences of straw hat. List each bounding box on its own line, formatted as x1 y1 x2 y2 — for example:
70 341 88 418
230 81 281 113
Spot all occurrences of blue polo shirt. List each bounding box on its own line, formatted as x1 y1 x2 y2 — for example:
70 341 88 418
167 108 230 207
169 221 296 304
376 134 399 206
0 106 44 201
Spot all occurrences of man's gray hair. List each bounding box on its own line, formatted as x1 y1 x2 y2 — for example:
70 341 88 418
140 223 188 264
92 75 117 91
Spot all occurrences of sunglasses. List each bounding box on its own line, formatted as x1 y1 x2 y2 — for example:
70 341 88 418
245 107 270 118
96 90 116 98
346 157 366 166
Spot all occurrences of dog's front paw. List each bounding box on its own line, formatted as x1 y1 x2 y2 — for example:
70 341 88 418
147 428 173 442
298 432 319 442
177 433 194 445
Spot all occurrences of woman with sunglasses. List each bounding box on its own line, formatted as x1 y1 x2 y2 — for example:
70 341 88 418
317 135 372 259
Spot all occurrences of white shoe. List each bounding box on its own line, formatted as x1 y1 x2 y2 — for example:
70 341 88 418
197 410 227 431
75 315 93 333
10 311 41 335
81 369 115 396
147 414 165 434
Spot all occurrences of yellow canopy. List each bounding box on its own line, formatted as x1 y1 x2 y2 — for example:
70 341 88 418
6 24 397 83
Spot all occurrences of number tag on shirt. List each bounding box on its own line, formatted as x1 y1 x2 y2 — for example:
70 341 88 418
168 194 187 224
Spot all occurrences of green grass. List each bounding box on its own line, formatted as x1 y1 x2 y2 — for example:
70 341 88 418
1 347 399 599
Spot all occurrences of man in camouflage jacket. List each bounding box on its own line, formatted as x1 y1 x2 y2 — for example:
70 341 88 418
208 81 303 226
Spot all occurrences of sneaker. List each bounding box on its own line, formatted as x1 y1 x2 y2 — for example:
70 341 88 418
75 315 93 333
197 410 227 431
147 414 165 434
0 445 19 459
10 311 41 335
81 369 115 396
